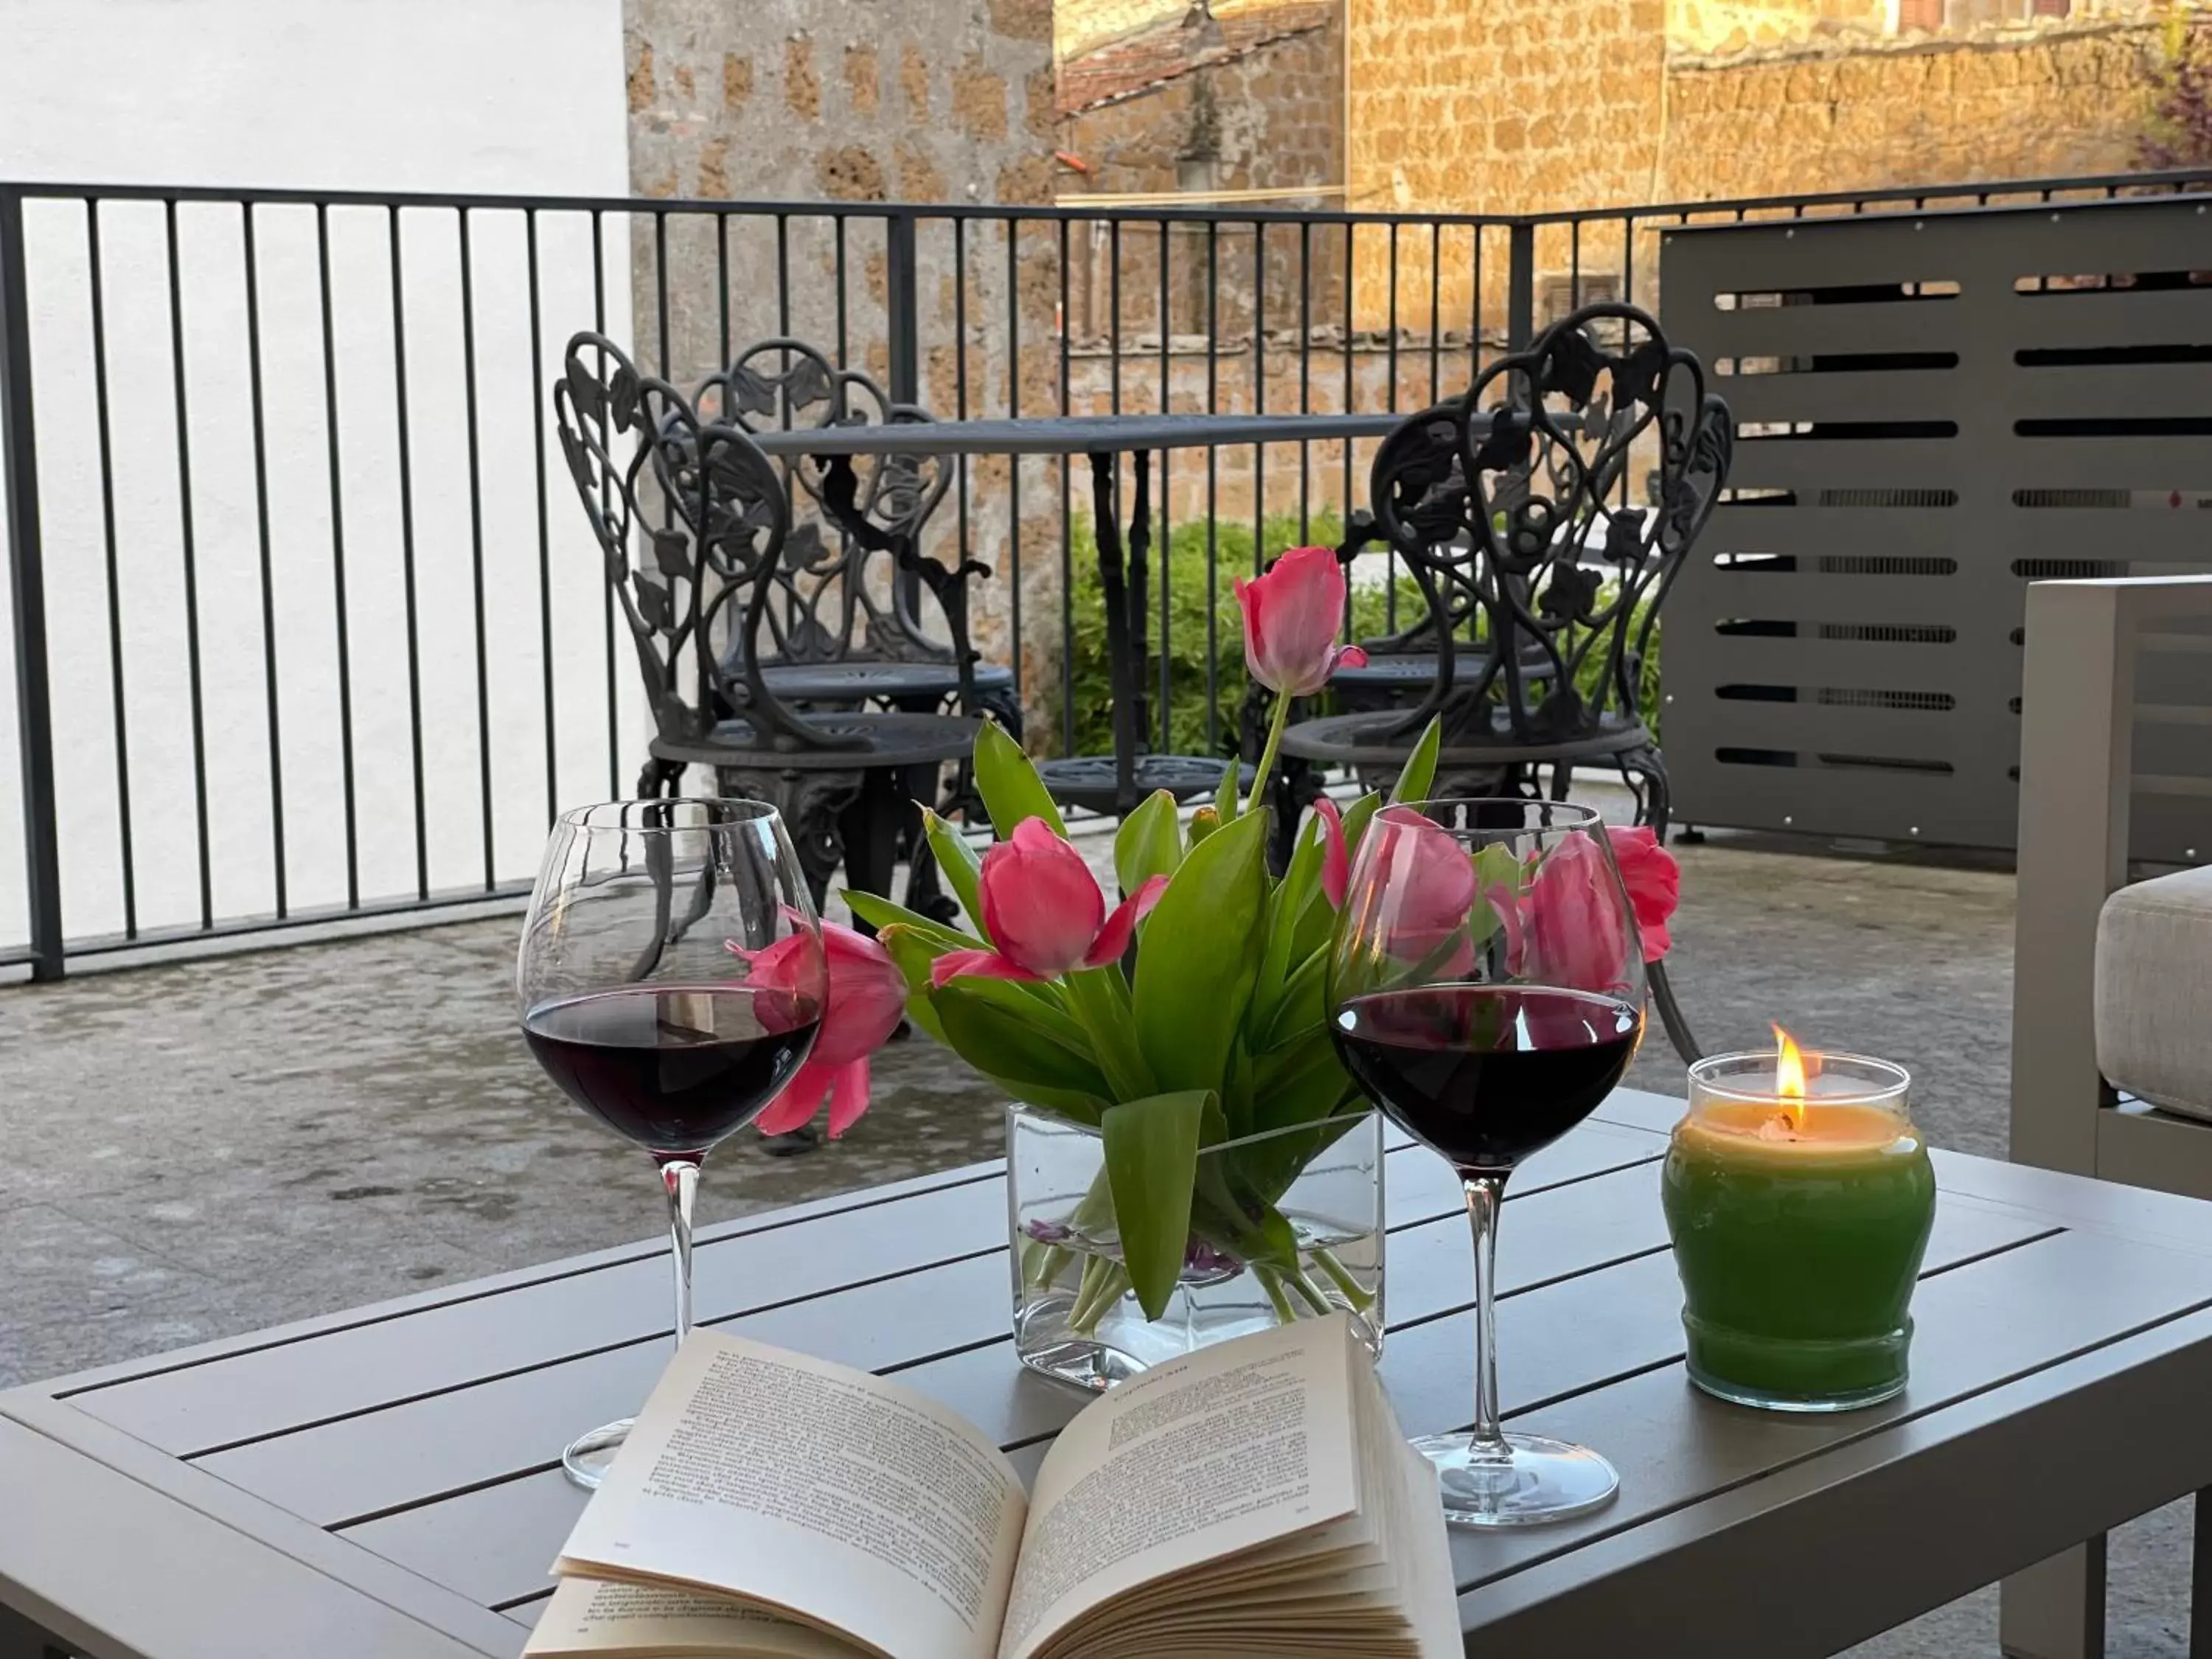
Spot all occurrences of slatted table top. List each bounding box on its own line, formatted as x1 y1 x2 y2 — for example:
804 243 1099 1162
9 1087 2212 1659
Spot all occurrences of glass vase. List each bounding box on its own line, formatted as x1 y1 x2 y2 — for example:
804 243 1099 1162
1007 1103 1385 1392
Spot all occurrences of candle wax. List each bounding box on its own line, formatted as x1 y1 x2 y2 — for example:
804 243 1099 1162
1663 1095 1935 1411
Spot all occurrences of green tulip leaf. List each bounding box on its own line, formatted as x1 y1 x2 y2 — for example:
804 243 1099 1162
1340 790 1382 857
874 927 950 1042
1247 812 1325 1045
974 721 1068 840
1214 753 1242 822
1062 966 1157 1100
922 810 986 933
1468 841 1523 945
931 978 1113 1109
1102 1089 1209 1320
1113 790 1184 898
1133 809 1270 1095
1388 716 1443 807
844 889 979 953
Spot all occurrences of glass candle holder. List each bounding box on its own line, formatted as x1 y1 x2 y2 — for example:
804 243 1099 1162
1661 1049 1936 1413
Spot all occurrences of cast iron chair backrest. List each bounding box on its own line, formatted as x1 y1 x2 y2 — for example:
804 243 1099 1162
1367 301 1732 748
694 337 956 669
552 330 861 757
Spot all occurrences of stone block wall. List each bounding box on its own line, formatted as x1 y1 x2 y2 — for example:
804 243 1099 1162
622 0 1067 717
1060 13 1345 341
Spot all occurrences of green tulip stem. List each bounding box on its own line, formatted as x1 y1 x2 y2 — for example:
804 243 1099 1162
1310 1245 1376 1313
1246 690 1293 821
1255 1265 1301 1325
1067 1255 1132 1335
1021 1239 1070 1293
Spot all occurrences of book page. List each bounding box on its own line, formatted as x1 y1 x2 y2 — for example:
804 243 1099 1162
996 1313 1363 1659
554 1332 1029 1659
524 1576 865 1657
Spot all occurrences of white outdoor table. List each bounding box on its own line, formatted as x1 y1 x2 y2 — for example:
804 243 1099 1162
7 1086 2212 1658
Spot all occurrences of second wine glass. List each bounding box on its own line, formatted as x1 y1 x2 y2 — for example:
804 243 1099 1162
518 798 827 1488
1329 799 1646 1527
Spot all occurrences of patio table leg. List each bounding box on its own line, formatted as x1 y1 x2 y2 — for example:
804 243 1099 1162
0 1601 69 1659
2194 1488 2212 1659
1999 1536 2107 1659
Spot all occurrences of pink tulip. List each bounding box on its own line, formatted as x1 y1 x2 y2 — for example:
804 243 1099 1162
931 818 1169 987
1607 826 1680 962
1526 827 1685 993
1366 806 1478 961
729 922 907 1139
1234 544 1368 698
1315 796 1350 908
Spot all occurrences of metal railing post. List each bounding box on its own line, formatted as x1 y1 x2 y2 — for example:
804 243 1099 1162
885 209 920 406
1506 219 1537 350
0 187 63 979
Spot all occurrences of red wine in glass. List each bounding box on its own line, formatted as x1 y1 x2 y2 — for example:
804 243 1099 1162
524 985 821 1158
1332 986 1644 1175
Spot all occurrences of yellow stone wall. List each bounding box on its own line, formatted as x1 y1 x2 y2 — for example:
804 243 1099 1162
1057 0 1298 61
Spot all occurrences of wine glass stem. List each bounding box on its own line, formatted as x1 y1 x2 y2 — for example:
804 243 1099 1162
1463 1173 1510 1460
661 1158 700 1349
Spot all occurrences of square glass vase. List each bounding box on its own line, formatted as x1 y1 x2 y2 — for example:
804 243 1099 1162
1007 1102 1385 1393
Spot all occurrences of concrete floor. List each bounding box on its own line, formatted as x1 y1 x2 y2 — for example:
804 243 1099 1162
0 813 2192 1655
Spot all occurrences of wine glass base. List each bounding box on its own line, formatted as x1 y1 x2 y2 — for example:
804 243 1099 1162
1413 1430 1620 1528
562 1418 636 1490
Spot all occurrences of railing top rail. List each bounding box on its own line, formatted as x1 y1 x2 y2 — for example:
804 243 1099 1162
1658 182 2212 238
1518 165 2212 227
6 164 2212 228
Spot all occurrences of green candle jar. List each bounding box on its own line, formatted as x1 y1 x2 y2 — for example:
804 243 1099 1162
1662 1046 1935 1413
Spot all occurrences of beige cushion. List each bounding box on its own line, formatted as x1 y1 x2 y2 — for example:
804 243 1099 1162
2096 866 2212 1121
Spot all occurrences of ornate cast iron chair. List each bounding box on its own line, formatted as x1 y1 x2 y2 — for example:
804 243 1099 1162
695 337 1022 740
1277 301 1733 1061
553 331 978 911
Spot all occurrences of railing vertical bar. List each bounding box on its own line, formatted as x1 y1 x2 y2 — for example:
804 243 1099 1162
240 202 288 917
1157 215 1172 749
954 216 972 590
655 209 671 378
1427 220 1441 404
1108 219 1121 417
715 211 731 371
1342 219 1354 643
776 212 793 338
386 204 428 900
1470 221 1481 384
0 186 63 976
526 208 556 829
1005 216 1022 703
834 215 849 366
886 209 916 403
165 198 215 928
592 209 618 799
85 200 136 940
458 206 495 891
1251 220 1265 577
1057 215 1073 757
1506 220 1535 349
1204 218 1219 758
1385 222 1399 632
1298 219 1312 544
1571 217 1582 307
314 204 360 905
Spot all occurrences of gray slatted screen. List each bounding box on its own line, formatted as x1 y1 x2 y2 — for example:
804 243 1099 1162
1660 196 2212 862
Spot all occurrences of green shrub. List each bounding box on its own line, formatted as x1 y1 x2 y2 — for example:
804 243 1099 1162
1059 514 1662 757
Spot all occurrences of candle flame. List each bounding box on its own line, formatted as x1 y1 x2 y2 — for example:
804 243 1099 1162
1773 1024 1808 1130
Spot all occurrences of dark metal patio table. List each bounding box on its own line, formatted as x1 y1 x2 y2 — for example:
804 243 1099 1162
751 412 1408 815
8 1087 2212 1659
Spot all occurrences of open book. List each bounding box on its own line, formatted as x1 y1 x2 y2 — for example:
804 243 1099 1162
525 1312 1459 1659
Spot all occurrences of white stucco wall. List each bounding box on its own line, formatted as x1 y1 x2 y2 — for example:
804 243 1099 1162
0 0 633 953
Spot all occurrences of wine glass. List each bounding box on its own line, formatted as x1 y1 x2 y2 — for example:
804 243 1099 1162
518 798 827 1489
1328 799 1646 1527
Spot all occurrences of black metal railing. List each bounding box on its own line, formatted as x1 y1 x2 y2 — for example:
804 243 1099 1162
7 166 2211 978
